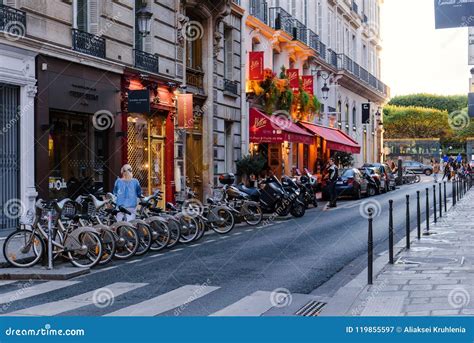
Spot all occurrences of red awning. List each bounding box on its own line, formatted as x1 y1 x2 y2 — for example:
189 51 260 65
299 122 361 154
249 108 314 145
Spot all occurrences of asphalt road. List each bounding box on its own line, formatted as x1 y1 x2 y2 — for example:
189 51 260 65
0 176 456 316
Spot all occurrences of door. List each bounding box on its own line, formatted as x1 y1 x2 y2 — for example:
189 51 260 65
186 133 203 199
0 84 20 230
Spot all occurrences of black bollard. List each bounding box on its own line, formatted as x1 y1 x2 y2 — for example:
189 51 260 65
406 195 410 249
453 180 456 206
439 184 442 218
416 191 421 240
368 208 374 285
433 185 437 223
444 181 447 212
389 200 394 264
424 187 430 235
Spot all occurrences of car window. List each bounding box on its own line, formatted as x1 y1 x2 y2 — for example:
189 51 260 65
342 169 354 177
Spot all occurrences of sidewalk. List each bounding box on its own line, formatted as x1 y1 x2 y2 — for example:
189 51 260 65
327 188 474 316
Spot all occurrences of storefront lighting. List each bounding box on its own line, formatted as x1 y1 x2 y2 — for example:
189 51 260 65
253 143 259 152
136 6 153 37
321 83 330 100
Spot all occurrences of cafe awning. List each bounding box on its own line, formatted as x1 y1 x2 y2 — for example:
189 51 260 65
249 108 314 145
299 122 361 154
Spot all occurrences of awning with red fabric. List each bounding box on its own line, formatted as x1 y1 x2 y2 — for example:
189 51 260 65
249 108 314 145
299 122 361 154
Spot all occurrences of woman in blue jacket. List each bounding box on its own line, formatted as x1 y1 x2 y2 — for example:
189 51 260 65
113 164 142 221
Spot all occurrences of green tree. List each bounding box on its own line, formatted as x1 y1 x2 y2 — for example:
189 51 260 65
388 94 467 114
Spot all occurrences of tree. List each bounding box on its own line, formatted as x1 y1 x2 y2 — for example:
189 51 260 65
333 151 354 168
236 154 267 185
383 105 454 139
388 94 467 114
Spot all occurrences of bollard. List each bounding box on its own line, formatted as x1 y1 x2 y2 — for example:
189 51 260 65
388 200 394 264
424 188 430 235
406 195 410 249
453 180 456 206
368 208 374 285
439 184 442 218
444 181 447 212
416 191 421 240
47 210 53 270
433 185 437 223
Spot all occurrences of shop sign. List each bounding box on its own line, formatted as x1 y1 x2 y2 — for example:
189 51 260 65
177 94 194 129
287 69 299 89
249 52 264 81
49 177 67 191
128 89 150 114
469 27 474 65
435 0 474 29
302 75 314 95
362 103 370 123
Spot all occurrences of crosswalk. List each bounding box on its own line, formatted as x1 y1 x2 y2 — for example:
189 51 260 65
0 280 288 316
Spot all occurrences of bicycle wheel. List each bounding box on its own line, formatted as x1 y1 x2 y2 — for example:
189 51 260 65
113 225 139 259
134 223 153 256
193 216 207 241
243 204 263 226
211 208 235 234
178 215 199 243
67 231 103 268
415 175 421 183
149 220 170 252
3 230 44 268
166 218 181 248
98 229 116 265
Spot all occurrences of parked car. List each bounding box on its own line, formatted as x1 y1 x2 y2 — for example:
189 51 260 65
362 163 395 191
329 168 370 200
360 167 387 194
402 161 433 175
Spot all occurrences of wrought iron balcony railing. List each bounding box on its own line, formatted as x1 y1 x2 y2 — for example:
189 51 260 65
72 29 106 59
134 49 159 74
224 79 238 95
269 7 293 36
249 0 267 24
292 18 307 43
363 14 368 23
319 41 327 61
0 4 26 37
307 29 319 52
351 1 358 14
186 67 204 90
328 49 339 69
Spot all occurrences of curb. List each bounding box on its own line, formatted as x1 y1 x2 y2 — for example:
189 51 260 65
0 266 90 280
319 192 459 316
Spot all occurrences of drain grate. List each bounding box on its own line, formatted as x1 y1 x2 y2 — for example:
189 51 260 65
295 300 326 317
396 256 460 265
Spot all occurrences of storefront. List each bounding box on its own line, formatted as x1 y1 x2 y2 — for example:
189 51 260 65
249 108 314 177
0 44 37 230
121 74 176 204
35 56 122 200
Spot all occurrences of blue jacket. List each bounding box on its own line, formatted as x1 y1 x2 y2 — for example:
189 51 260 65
113 178 142 208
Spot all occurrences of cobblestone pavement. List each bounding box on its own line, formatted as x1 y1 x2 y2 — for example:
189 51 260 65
348 188 474 316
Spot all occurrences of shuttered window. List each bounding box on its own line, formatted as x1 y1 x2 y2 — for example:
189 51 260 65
224 27 233 80
77 0 88 32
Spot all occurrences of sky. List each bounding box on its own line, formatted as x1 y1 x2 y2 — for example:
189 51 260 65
381 0 471 98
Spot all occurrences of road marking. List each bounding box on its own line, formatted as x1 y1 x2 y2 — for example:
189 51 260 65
0 281 80 305
204 239 216 244
105 284 219 316
233 232 242 236
245 229 253 232
150 254 164 258
0 281 18 287
189 244 201 247
126 259 142 264
7 282 147 316
171 248 184 252
210 291 275 316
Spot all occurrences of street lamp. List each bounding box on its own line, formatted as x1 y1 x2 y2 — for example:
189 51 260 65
136 6 153 37
321 83 330 100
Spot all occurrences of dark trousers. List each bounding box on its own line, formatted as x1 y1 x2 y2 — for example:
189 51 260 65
328 181 337 206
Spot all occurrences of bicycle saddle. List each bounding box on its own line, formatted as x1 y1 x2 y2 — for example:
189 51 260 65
166 202 177 211
89 195 107 209
55 198 73 211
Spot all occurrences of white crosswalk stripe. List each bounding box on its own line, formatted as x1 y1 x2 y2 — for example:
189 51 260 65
8 282 147 316
0 281 79 305
105 284 219 316
0 281 18 287
210 291 275 316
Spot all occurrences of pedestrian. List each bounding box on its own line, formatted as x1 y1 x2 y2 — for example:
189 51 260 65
113 164 142 221
432 160 440 183
325 158 339 208
456 153 462 164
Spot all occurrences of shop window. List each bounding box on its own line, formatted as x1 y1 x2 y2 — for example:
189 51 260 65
48 112 107 199
303 144 309 170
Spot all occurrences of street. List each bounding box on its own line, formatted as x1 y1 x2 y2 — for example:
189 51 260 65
0 176 453 316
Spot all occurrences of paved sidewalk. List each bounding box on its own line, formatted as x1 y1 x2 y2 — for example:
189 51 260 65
345 189 474 316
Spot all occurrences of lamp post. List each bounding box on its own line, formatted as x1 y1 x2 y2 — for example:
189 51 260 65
136 6 153 37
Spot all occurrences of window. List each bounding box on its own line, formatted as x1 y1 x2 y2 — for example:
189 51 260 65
345 103 349 132
77 0 88 32
75 0 99 34
224 121 233 172
328 9 333 48
352 33 356 61
336 18 342 52
317 2 323 38
337 100 342 125
186 19 203 70
224 27 234 80
352 106 357 128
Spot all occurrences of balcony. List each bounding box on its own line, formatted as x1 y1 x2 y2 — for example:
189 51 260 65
186 67 204 90
328 49 339 69
269 7 293 36
249 0 267 24
292 18 307 43
337 53 388 96
0 4 26 38
318 42 327 61
307 29 319 52
72 29 105 59
134 49 159 74
224 79 239 95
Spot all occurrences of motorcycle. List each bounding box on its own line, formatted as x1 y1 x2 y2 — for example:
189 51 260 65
292 168 319 208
